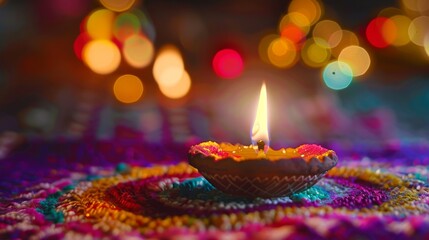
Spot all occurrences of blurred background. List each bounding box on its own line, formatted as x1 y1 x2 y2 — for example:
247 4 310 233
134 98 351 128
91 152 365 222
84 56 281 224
0 0 429 151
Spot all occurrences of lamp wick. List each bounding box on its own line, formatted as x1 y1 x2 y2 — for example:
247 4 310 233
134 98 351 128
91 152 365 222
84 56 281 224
257 140 265 151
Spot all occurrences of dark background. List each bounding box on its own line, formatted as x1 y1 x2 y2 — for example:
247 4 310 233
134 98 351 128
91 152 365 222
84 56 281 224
0 0 428 149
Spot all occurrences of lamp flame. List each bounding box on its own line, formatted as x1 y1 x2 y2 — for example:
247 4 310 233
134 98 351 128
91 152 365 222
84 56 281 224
251 82 269 151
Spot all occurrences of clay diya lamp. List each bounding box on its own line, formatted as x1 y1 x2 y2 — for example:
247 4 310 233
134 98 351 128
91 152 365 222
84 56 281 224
188 141 338 198
188 83 338 198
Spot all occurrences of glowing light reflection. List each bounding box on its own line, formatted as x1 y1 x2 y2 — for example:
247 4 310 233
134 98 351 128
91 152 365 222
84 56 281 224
100 0 136 12
259 34 279 64
338 45 371 77
389 15 411 46
280 23 306 44
279 12 310 35
267 38 298 68
323 61 353 90
301 38 331 67
312 20 342 48
408 16 429 46
113 74 144 104
123 34 154 68
86 9 115 39
74 32 91 60
212 49 244 79
113 12 141 42
401 0 420 12
424 34 429 57
158 70 192 99
331 30 359 58
288 0 323 25
83 39 121 74
366 17 391 48
153 45 185 87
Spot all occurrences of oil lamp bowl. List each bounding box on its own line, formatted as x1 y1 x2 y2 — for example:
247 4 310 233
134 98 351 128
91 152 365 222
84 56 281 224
188 141 338 198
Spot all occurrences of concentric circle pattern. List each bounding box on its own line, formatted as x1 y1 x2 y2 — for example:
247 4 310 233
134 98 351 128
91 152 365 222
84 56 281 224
2 159 428 239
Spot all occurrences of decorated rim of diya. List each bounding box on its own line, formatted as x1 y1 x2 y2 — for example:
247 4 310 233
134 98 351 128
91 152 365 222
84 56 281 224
188 141 338 198
188 141 338 178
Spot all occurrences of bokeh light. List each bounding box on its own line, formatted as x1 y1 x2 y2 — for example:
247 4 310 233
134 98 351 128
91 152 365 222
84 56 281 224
327 30 344 49
323 61 353 90
288 0 323 25
301 38 331 67
380 18 397 46
381 23 398 45
259 34 278 64
280 23 306 44
424 35 429 57
401 0 419 12
212 49 244 79
159 70 192 99
279 12 310 36
267 37 298 68
365 17 397 48
134 9 156 41
74 32 91 60
153 45 185 87
113 12 141 42
83 39 121 74
312 20 342 48
408 16 429 46
99 0 136 12
378 7 403 18
331 30 359 58
123 34 154 68
338 45 371 77
401 0 429 15
389 15 411 46
113 74 144 103
366 17 392 48
417 1 429 15
86 9 115 40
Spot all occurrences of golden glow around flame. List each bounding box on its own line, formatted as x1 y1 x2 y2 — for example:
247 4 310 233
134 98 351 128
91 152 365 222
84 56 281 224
251 82 269 151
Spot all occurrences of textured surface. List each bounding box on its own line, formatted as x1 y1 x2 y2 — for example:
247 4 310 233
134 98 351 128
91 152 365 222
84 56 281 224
199 172 326 198
0 140 429 239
